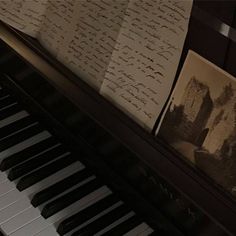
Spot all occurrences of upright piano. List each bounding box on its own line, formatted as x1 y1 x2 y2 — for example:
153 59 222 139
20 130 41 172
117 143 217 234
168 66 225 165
0 1 236 235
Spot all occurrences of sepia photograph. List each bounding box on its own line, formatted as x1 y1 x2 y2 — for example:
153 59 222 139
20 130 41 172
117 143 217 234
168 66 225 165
159 50 236 197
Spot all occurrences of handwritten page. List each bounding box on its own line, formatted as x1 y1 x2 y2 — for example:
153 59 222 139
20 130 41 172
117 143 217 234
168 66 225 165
56 0 129 90
38 0 77 57
100 0 193 130
0 0 47 37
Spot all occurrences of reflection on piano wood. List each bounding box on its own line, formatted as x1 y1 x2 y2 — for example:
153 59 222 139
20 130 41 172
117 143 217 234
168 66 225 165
0 16 235 236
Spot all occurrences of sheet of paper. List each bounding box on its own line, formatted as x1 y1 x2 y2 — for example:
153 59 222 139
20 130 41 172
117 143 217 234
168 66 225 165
100 0 193 130
38 0 77 57
55 0 129 90
38 0 128 90
0 0 47 37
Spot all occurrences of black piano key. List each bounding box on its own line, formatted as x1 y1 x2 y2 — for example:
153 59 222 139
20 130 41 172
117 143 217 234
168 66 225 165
8 144 67 180
71 204 131 236
0 89 9 99
102 215 143 236
41 178 103 218
148 232 158 236
0 136 58 171
31 168 92 207
57 194 119 235
16 153 76 191
0 95 15 109
0 103 22 120
0 115 35 140
0 123 44 152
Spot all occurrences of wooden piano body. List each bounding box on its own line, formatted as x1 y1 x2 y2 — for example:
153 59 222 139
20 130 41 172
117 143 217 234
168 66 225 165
0 1 236 235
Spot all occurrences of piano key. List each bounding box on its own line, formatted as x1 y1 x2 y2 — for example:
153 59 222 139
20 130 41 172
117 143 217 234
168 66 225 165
34 225 59 236
4 186 111 236
0 206 41 235
0 103 22 121
36 175 96 209
8 144 66 180
71 204 132 235
0 89 8 99
0 115 35 140
123 223 153 236
46 186 111 226
0 136 58 171
9 216 50 236
0 94 9 101
0 122 43 152
17 152 75 190
0 94 10 101
0 102 18 112
22 162 84 198
94 212 136 236
0 96 16 110
57 194 120 235
62 199 122 236
0 110 29 129
0 197 31 225
101 215 143 235
0 189 22 211
41 178 103 218
0 172 7 183
32 168 93 207
0 131 51 162
0 181 15 197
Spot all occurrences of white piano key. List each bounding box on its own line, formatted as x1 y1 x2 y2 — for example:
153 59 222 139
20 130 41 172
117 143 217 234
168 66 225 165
23 161 85 198
0 131 51 161
0 110 29 128
0 172 7 183
0 188 22 210
143 227 154 235
93 211 136 236
47 185 112 226
123 223 153 236
1 206 41 235
9 216 49 236
0 180 15 197
34 225 59 236
0 197 31 224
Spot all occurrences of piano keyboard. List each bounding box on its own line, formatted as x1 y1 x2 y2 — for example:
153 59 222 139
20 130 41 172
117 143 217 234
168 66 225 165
0 85 155 236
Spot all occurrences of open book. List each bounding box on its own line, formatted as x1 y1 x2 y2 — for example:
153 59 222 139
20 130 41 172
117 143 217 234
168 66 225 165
0 0 193 130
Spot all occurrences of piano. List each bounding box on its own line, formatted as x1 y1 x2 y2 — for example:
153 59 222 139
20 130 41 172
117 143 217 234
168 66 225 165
0 1 236 235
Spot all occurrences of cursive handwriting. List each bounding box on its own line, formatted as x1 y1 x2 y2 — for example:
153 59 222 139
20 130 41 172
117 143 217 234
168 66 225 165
101 0 193 130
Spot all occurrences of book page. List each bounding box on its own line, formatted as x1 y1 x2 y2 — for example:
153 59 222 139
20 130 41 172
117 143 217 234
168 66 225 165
38 0 129 90
157 50 236 198
100 0 193 130
0 0 48 37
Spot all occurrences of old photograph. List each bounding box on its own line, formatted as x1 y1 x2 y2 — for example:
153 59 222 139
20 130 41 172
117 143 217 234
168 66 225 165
158 50 236 197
